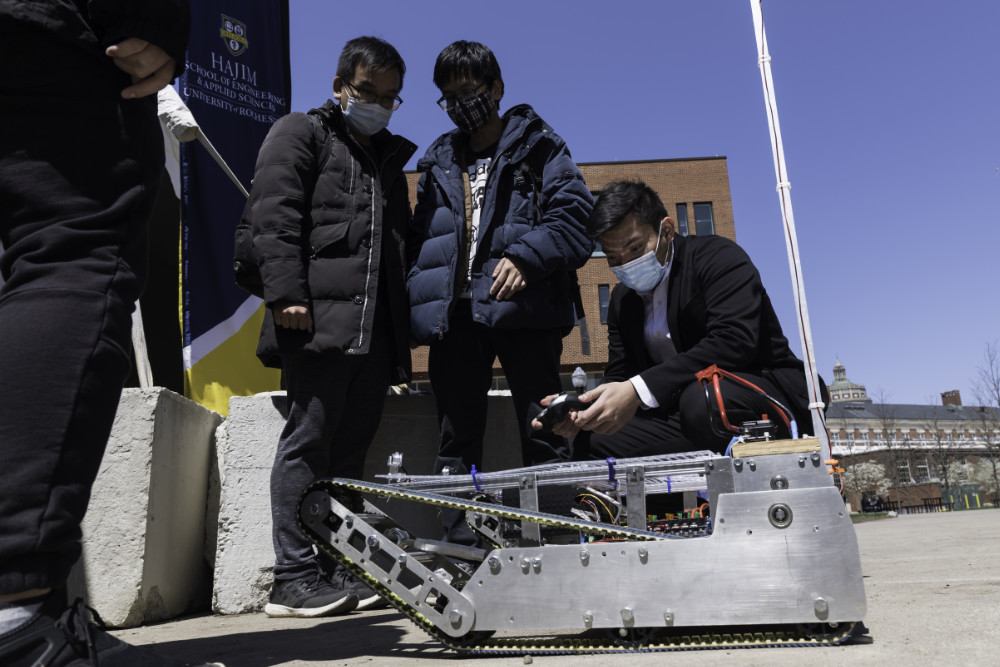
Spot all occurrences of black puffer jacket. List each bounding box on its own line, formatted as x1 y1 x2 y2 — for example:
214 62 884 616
243 101 416 380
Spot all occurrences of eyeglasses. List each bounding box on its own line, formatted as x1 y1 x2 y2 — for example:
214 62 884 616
344 81 403 110
436 83 488 111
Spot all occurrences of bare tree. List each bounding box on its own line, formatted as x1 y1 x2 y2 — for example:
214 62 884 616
922 399 961 509
871 389 910 509
973 340 1000 503
841 428 865 504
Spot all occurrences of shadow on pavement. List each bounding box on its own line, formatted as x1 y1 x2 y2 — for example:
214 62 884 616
144 612 459 666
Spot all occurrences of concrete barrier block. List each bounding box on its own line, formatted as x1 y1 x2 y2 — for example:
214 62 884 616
69 388 223 628
211 392 285 615
212 392 522 614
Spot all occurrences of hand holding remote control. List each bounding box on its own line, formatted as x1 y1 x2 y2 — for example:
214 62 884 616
534 392 589 431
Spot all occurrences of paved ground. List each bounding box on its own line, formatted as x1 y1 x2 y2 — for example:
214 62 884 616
113 509 1000 667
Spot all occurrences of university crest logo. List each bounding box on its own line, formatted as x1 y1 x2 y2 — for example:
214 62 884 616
220 15 248 56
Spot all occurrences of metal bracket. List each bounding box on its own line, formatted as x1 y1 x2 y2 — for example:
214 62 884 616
625 466 646 529
518 473 541 545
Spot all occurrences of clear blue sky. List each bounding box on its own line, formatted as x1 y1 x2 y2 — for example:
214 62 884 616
288 1 1000 406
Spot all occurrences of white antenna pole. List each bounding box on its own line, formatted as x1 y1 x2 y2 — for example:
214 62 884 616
749 0 830 461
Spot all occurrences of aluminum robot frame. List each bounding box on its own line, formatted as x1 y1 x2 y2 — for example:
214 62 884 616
298 438 866 654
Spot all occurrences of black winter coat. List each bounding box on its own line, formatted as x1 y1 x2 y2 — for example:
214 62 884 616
605 233 818 426
0 0 190 77
243 101 416 380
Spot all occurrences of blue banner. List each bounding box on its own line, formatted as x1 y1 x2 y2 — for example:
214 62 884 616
179 1 290 413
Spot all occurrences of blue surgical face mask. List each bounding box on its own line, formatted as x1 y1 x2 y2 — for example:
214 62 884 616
342 95 393 136
610 222 669 292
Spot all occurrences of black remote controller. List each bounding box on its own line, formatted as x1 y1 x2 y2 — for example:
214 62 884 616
535 392 587 430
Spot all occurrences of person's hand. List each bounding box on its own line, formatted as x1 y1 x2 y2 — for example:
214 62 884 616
490 257 527 301
105 38 176 99
272 304 313 332
569 382 642 435
530 393 582 438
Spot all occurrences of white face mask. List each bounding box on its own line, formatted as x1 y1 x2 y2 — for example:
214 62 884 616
342 95 393 136
610 222 669 292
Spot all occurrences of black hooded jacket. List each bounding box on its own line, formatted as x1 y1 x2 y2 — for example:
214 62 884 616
243 101 417 381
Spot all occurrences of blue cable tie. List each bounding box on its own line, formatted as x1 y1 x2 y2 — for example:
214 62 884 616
725 435 740 457
667 476 672 494
606 457 618 490
470 465 482 492
791 419 799 439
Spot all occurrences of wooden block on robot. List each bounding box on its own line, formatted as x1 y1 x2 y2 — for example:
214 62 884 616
730 436 821 458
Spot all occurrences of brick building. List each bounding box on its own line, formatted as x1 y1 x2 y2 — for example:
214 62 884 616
825 362 1000 511
403 156 736 389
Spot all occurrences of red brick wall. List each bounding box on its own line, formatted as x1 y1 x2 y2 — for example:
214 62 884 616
403 157 735 381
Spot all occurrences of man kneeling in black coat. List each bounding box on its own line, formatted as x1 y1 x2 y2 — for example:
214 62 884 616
535 180 825 458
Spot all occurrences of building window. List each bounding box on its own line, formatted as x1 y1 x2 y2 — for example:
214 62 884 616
693 202 715 235
915 457 931 483
590 190 605 255
598 284 610 324
675 203 689 236
896 459 911 484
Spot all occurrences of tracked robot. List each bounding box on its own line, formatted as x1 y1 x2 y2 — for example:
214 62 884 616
297 390 865 654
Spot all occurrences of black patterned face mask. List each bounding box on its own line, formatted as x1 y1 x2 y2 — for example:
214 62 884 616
447 90 495 134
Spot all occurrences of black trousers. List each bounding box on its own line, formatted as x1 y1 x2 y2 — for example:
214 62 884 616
270 328 392 582
429 302 570 473
428 301 569 543
578 370 806 460
0 25 163 594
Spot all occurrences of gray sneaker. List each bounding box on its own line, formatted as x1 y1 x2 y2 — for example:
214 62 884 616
328 566 389 611
265 574 358 618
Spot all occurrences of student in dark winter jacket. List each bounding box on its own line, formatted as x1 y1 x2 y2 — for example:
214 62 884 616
407 41 593 543
241 37 416 618
533 180 823 459
0 1 196 665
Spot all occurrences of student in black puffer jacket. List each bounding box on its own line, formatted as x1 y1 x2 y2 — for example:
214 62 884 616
241 36 416 618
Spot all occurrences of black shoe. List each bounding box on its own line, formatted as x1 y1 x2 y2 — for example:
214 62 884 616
0 592 222 666
328 566 389 611
264 573 358 618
